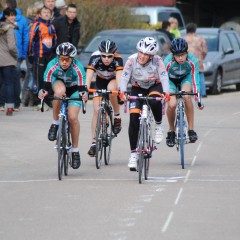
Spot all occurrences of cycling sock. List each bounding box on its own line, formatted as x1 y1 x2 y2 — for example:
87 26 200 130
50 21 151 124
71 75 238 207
52 120 59 125
114 113 120 117
155 121 162 125
91 142 96 146
72 147 79 152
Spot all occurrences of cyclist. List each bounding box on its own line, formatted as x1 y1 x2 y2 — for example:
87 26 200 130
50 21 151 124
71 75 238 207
164 38 203 147
86 39 123 157
119 37 170 170
38 42 87 169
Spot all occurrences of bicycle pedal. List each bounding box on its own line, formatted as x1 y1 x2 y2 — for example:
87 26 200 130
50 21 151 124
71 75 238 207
129 167 137 172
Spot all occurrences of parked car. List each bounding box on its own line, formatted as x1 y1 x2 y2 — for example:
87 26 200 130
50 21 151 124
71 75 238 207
181 28 240 94
77 29 171 69
130 6 185 29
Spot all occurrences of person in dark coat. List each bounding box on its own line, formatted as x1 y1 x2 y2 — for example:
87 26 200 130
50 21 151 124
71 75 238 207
52 3 80 49
156 20 174 41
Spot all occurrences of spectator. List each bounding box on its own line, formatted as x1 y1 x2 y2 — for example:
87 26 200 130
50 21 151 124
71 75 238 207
28 6 57 109
0 8 18 115
52 3 80 50
169 17 181 38
0 0 30 111
43 0 60 21
184 22 208 97
22 3 42 107
156 20 174 41
55 0 67 16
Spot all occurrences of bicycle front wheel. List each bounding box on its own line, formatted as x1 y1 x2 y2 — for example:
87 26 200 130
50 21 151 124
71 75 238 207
179 107 185 169
57 116 66 180
95 109 104 169
104 113 113 165
64 128 71 176
144 125 152 180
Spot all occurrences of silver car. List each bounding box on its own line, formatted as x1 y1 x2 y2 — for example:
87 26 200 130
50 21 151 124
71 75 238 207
181 28 240 94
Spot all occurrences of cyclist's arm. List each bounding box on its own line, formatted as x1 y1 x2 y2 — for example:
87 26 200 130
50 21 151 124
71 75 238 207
156 58 169 94
120 58 133 93
86 68 95 90
116 70 123 90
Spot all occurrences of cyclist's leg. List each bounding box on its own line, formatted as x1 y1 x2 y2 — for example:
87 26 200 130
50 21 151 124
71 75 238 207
166 80 177 131
128 87 142 169
166 80 177 147
48 81 66 141
181 80 198 142
148 84 164 143
68 98 81 169
107 79 122 134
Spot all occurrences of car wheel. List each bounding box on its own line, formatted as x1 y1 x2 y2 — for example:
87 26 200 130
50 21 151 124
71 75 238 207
210 69 222 94
236 83 240 91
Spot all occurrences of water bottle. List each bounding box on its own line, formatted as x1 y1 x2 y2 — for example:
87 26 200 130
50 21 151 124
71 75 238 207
142 104 147 118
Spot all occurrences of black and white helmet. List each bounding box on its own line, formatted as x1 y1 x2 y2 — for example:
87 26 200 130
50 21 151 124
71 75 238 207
56 42 77 57
98 39 117 53
136 37 159 55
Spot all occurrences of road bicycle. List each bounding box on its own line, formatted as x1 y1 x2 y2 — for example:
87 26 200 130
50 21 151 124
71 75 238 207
41 89 86 180
170 90 202 169
126 94 165 184
88 89 119 169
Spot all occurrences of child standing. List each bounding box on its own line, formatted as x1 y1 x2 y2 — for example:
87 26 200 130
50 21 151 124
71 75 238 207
28 6 57 108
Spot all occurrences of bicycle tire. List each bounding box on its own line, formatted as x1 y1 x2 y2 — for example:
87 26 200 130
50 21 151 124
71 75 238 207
95 109 104 169
179 106 185 169
138 123 145 184
57 116 66 180
104 112 113 165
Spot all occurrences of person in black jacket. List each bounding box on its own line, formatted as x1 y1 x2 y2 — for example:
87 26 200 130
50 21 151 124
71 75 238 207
156 20 174 41
52 3 80 49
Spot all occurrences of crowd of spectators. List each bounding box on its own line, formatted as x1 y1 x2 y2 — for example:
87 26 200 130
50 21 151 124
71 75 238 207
0 0 81 115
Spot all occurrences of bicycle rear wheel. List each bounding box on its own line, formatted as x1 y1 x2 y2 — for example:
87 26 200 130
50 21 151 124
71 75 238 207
179 107 185 169
95 109 104 169
104 113 113 165
57 116 66 180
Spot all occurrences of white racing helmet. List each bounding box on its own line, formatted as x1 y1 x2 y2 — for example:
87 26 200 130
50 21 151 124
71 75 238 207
136 37 159 55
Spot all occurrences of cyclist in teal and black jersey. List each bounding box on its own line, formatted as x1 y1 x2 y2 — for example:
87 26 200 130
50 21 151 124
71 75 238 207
164 38 203 147
38 42 88 169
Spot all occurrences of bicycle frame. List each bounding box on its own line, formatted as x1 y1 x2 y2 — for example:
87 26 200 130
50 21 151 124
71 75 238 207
41 94 86 180
170 90 199 169
127 94 164 184
88 89 118 169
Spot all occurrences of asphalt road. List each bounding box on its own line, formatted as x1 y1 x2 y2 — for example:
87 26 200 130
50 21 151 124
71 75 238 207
0 88 240 240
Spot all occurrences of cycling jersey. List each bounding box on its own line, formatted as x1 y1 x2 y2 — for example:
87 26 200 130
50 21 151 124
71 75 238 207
164 53 200 93
120 53 169 93
87 51 123 80
44 57 86 87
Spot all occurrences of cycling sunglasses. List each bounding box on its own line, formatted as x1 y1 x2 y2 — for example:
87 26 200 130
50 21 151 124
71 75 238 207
101 54 114 59
59 56 72 62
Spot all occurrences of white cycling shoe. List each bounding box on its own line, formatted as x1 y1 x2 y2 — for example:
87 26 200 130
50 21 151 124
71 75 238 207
128 152 139 170
154 124 163 144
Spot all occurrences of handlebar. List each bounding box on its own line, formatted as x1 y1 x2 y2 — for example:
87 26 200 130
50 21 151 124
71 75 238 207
170 91 203 109
88 88 119 95
40 95 87 114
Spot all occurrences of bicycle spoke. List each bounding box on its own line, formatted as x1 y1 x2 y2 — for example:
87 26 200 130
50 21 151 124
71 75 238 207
104 112 113 165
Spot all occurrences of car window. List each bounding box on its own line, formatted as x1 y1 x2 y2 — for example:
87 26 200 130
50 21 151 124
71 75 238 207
227 33 240 52
221 33 232 52
158 12 184 29
200 33 218 51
